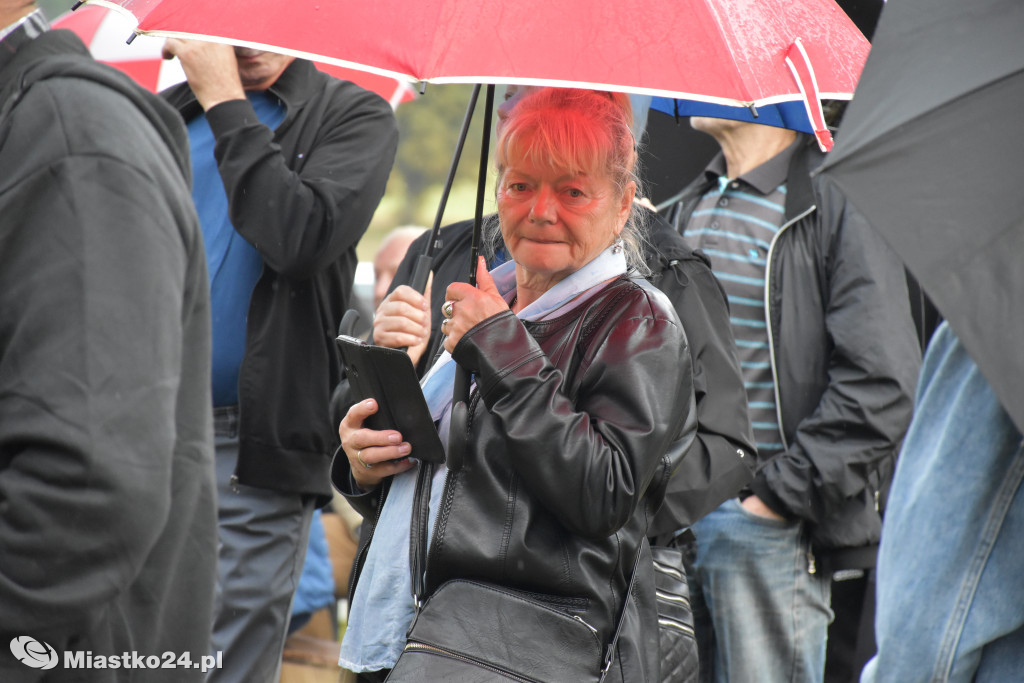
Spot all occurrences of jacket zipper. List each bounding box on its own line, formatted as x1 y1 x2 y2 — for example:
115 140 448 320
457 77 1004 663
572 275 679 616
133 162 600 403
653 559 685 581
655 589 691 611
422 387 481 586
763 205 815 451
657 616 696 638
403 642 538 683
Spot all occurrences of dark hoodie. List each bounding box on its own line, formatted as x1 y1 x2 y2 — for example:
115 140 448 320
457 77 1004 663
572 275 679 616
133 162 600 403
0 24 216 682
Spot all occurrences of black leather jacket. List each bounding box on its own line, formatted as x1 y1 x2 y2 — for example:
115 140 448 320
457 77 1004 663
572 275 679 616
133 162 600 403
164 60 398 499
369 212 755 534
335 276 695 680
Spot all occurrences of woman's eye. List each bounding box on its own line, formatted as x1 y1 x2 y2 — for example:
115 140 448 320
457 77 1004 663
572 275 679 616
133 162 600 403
509 183 528 192
566 188 584 198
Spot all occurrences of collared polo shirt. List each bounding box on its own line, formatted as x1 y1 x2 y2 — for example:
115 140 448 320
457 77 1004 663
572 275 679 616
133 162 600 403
682 139 800 459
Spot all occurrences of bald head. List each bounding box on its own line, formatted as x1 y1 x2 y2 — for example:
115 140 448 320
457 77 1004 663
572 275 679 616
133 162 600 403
373 226 427 308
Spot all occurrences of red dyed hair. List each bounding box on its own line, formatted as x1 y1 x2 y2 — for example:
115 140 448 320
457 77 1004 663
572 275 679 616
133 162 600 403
495 88 638 195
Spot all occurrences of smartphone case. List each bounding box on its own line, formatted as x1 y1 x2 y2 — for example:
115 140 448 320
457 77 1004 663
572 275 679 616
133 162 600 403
335 335 446 464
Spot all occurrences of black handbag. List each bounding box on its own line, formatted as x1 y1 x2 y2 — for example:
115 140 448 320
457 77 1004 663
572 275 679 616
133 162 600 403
651 541 699 683
386 578 610 682
384 462 649 683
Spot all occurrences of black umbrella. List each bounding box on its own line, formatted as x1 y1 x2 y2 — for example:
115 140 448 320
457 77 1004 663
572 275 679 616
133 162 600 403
815 0 1024 433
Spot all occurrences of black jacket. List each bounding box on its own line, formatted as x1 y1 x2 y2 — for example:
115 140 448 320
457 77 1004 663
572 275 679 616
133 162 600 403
380 212 756 534
336 277 694 682
164 59 398 498
669 137 921 557
0 25 216 681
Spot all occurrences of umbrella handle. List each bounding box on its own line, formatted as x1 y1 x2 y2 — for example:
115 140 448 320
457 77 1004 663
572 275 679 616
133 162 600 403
408 253 433 293
337 308 361 337
446 398 467 472
446 363 472 471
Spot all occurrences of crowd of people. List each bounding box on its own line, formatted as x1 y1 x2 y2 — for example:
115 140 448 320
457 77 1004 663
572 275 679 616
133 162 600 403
1 1 1021 682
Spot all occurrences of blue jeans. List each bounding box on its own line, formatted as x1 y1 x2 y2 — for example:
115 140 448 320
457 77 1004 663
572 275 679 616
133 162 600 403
688 498 832 683
861 324 1024 682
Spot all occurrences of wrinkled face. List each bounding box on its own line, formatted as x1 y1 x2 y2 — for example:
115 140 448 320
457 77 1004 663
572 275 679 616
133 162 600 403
497 154 634 289
234 47 295 90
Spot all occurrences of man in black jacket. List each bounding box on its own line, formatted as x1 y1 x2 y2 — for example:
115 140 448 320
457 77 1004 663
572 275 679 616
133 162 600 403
0 5 216 681
667 118 920 682
160 39 398 682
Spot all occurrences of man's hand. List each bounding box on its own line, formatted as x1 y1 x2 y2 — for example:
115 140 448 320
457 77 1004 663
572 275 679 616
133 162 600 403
741 495 785 520
162 39 245 110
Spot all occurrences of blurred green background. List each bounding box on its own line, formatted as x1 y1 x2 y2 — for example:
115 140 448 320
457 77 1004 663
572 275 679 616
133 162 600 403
38 0 500 263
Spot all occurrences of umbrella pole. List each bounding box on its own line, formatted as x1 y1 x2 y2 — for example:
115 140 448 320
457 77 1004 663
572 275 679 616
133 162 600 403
466 84 495 286
406 84 482 294
447 84 495 472
344 87 479 340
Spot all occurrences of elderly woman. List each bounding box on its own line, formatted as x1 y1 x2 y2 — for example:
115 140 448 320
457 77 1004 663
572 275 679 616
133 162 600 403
334 88 694 683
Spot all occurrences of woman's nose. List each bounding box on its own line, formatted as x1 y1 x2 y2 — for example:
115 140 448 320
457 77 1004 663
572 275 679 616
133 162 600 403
529 188 556 223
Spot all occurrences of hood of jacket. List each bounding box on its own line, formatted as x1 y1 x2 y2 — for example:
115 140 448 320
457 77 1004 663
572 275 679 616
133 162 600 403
0 28 192 187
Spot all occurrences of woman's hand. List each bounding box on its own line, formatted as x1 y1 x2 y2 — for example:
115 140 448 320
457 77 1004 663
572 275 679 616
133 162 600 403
442 257 510 353
372 283 431 366
339 399 416 489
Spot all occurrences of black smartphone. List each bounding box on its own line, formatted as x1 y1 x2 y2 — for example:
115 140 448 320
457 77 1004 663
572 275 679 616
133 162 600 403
335 335 445 464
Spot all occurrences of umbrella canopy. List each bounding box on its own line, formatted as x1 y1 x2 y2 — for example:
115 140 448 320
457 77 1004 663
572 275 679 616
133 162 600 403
56 4 416 106
816 0 1024 432
85 0 867 149
647 0 878 143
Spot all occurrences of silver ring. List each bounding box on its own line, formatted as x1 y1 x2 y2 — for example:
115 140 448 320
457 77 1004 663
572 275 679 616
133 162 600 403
356 450 372 469
440 318 449 333
442 300 454 319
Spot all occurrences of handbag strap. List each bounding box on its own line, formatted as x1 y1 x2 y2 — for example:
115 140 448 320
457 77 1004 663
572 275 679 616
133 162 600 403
598 537 646 682
598 454 671 682
410 459 435 609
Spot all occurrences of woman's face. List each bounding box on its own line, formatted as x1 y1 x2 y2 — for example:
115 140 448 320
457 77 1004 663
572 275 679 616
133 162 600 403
497 155 635 290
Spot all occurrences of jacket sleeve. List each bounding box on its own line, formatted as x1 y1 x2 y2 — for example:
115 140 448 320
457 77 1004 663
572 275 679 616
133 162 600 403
451 293 694 540
0 102 196 641
205 81 398 277
649 258 757 535
749 183 921 524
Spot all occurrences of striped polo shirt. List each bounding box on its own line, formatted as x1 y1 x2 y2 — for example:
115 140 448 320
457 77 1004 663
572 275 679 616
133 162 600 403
681 140 799 459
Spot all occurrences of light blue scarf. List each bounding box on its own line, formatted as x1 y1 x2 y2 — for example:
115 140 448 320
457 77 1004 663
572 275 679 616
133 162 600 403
339 243 627 673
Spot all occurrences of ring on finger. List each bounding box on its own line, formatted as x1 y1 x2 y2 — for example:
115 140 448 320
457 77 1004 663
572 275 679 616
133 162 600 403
355 449 372 469
440 318 449 333
442 300 454 319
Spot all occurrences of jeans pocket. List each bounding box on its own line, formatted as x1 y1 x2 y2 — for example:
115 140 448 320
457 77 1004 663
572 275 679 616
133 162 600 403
730 497 799 530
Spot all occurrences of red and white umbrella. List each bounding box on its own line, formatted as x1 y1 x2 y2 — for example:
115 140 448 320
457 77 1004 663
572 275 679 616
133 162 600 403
81 0 868 150
54 5 416 107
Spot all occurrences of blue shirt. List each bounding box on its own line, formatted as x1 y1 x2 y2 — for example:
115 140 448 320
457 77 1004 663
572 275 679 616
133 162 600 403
189 91 286 406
